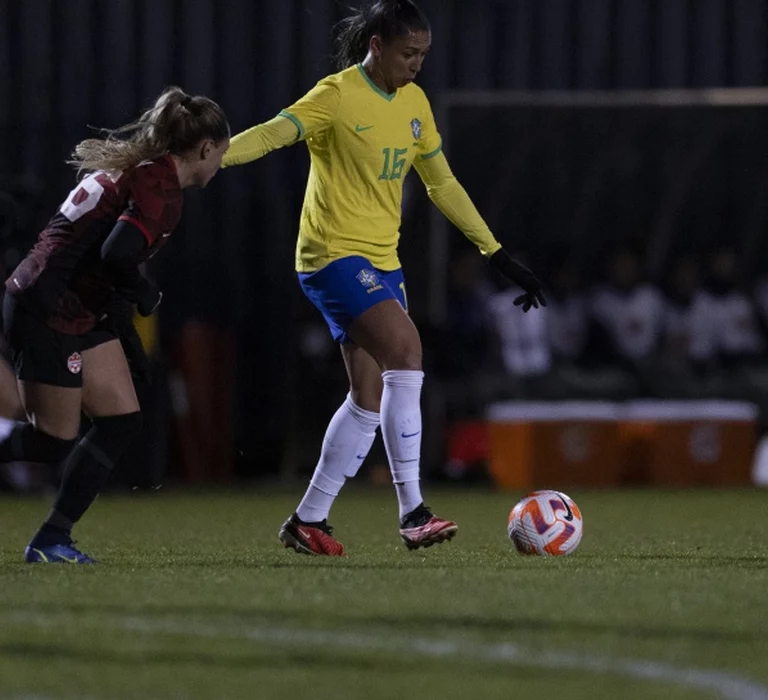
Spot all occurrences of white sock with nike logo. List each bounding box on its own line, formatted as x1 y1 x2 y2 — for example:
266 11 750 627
296 393 379 523
381 370 425 520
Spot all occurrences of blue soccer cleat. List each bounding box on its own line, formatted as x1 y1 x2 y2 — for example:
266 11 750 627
25 541 98 564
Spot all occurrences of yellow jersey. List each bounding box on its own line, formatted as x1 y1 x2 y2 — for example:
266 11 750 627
223 64 501 273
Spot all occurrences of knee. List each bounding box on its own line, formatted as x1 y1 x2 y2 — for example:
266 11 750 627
17 424 77 463
93 411 143 433
349 385 382 413
380 336 422 372
90 411 143 449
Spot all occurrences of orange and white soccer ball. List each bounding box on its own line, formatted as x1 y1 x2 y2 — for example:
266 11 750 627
507 490 583 556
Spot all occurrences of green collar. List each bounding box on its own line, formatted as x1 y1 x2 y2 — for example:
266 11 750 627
356 63 397 102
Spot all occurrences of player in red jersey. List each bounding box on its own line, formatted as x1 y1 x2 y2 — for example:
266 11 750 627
0 86 230 563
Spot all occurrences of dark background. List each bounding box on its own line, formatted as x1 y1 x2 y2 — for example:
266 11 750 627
2 0 768 482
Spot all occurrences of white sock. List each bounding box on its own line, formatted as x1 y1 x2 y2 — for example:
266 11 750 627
380 370 425 520
296 394 379 523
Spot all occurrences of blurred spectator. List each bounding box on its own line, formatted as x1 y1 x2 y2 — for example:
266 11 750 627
424 250 496 475
487 283 550 379
485 252 550 397
590 246 664 394
434 249 494 379
661 256 700 362
518 253 649 399
545 257 589 366
688 246 768 405
689 246 765 371
427 250 496 425
439 252 547 481
542 255 630 399
655 255 703 397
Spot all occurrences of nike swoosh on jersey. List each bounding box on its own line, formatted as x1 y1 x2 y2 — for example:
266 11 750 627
401 431 420 439
355 124 374 132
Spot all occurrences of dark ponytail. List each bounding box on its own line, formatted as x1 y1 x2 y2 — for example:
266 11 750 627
334 0 430 70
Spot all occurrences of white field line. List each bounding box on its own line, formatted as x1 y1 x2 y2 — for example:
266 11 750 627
3 611 768 700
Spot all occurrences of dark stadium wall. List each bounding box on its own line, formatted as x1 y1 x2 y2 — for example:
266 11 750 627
1 0 766 476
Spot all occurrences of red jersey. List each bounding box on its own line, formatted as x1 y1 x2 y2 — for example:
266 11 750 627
7 155 182 335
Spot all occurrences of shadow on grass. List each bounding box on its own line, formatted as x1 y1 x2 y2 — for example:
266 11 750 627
0 641 398 673
63 551 768 571
0 556 502 573
3 601 765 646
607 553 768 565
112 554 518 571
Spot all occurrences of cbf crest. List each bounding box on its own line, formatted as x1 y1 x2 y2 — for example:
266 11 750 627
357 268 383 293
410 118 422 140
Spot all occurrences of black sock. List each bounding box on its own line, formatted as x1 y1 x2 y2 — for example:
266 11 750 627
51 440 115 526
0 423 75 464
29 522 71 548
51 412 142 526
26 412 143 549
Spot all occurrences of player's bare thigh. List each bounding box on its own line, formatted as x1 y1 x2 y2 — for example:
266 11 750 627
346 299 422 372
18 381 82 440
81 339 139 418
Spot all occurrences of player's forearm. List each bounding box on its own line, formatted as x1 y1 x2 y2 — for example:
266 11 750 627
417 153 501 257
222 115 300 167
101 220 147 303
429 180 501 256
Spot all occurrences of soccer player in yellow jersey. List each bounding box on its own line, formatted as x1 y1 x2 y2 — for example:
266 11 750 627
223 0 545 555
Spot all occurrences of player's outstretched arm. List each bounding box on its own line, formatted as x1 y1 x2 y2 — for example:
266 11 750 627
222 116 300 168
223 80 340 168
414 151 546 312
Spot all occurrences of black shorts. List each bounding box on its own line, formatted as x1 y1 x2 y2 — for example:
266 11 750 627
2 294 117 388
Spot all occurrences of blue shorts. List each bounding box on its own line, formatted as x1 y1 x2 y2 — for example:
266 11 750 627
298 256 407 343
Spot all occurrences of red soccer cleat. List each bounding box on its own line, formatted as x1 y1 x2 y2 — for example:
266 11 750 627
279 513 346 556
399 503 458 550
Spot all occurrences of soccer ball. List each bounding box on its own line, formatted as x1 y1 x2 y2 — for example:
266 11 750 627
507 490 583 556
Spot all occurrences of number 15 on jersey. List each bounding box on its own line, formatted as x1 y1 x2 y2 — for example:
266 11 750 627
379 147 408 181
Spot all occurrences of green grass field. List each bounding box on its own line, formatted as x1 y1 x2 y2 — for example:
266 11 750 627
1 487 767 700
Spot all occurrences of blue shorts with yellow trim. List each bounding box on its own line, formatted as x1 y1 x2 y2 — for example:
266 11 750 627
298 255 407 343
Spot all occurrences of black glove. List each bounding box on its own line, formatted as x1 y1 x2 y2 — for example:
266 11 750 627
489 249 547 312
136 276 163 317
